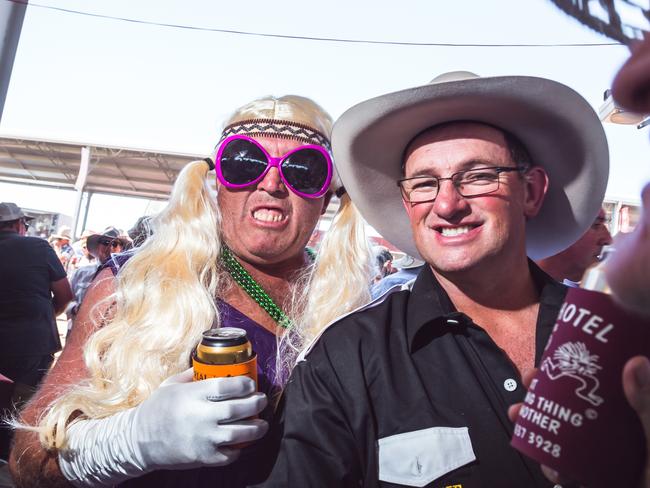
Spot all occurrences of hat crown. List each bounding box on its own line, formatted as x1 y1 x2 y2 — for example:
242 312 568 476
55 226 72 239
429 71 479 85
0 202 25 222
101 227 121 239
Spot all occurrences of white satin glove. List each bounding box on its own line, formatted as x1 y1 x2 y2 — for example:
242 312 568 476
59 368 268 486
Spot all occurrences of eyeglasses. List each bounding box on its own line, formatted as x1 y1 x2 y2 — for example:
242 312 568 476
215 135 333 198
22 220 30 231
398 166 527 204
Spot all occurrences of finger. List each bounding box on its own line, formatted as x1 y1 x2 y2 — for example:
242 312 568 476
161 367 195 386
641 183 650 219
521 368 538 389
507 403 522 423
213 419 270 446
541 465 572 485
210 392 268 423
622 356 650 436
199 446 242 467
199 376 257 401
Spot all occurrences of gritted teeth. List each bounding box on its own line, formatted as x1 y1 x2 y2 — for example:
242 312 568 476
439 225 474 237
253 208 287 223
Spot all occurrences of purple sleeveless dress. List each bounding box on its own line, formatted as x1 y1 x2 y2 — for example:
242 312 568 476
102 252 281 487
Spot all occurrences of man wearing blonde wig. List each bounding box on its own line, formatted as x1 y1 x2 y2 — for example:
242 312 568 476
9 96 373 487
258 73 610 486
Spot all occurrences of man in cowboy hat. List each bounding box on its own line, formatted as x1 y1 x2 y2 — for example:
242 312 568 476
49 225 75 271
65 227 130 333
84 226 130 265
259 73 608 487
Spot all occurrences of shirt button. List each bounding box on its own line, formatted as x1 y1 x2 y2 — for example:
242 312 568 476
503 378 517 392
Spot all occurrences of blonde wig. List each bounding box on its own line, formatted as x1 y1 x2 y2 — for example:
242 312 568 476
278 191 374 385
32 95 373 450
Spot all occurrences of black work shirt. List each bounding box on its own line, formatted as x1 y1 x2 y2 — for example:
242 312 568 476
0 231 66 356
260 262 567 488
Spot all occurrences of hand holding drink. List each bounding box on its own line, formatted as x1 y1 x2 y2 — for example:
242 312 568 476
511 254 650 487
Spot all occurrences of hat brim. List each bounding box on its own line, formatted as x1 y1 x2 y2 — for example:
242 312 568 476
332 76 609 260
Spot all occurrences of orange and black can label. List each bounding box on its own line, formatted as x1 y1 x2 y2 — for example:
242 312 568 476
192 327 258 387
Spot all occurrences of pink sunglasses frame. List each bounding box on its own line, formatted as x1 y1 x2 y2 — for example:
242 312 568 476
215 134 333 199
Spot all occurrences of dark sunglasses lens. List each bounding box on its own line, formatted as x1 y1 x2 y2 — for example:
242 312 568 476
99 239 111 246
220 139 268 185
282 149 329 195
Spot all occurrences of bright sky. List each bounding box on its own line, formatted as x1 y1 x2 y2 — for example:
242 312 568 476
0 0 648 232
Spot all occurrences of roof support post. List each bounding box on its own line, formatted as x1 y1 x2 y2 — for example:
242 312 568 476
0 0 27 124
72 146 91 239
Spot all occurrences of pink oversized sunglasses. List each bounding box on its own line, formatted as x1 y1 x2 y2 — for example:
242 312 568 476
215 135 333 198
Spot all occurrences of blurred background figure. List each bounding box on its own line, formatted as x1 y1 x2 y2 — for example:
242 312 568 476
127 215 154 248
371 252 425 299
65 227 130 335
0 202 73 459
70 229 97 270
48 226 74 271
537 207 612 285
372 245 395 284
85 226 130 262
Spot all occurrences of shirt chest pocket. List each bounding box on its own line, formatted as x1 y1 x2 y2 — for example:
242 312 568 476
377 426 476 487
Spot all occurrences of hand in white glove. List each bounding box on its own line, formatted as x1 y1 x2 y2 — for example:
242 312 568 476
59 368 268 486
134 368 268 469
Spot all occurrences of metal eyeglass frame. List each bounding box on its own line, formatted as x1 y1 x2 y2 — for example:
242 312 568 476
398 166 527 203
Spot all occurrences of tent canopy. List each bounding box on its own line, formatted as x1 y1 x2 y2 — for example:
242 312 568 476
0 135 203 200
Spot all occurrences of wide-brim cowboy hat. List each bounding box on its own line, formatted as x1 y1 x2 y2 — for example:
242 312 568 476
50 226 72 241
392 252 425 270
332 72 609 260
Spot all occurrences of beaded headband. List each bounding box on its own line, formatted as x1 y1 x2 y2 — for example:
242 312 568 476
218 118 331 151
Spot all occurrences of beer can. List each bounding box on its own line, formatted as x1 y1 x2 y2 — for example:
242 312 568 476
192 327 258 386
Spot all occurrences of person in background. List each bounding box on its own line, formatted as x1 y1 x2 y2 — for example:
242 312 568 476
371 252 425 298
127 216 154 248
65 227 130 335
70 230 97 270
49 226 75 271
0 202 73 389
372 245 395 284
9 95 373 488
0 202 73 461
536 206 612 285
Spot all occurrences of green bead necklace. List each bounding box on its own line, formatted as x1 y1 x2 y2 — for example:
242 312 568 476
221 247 315 329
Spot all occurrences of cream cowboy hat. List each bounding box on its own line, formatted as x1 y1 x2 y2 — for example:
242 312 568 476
332 72 609 260
51 225 72 241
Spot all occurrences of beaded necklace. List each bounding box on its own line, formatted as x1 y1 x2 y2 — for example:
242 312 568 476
221 247 315 329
